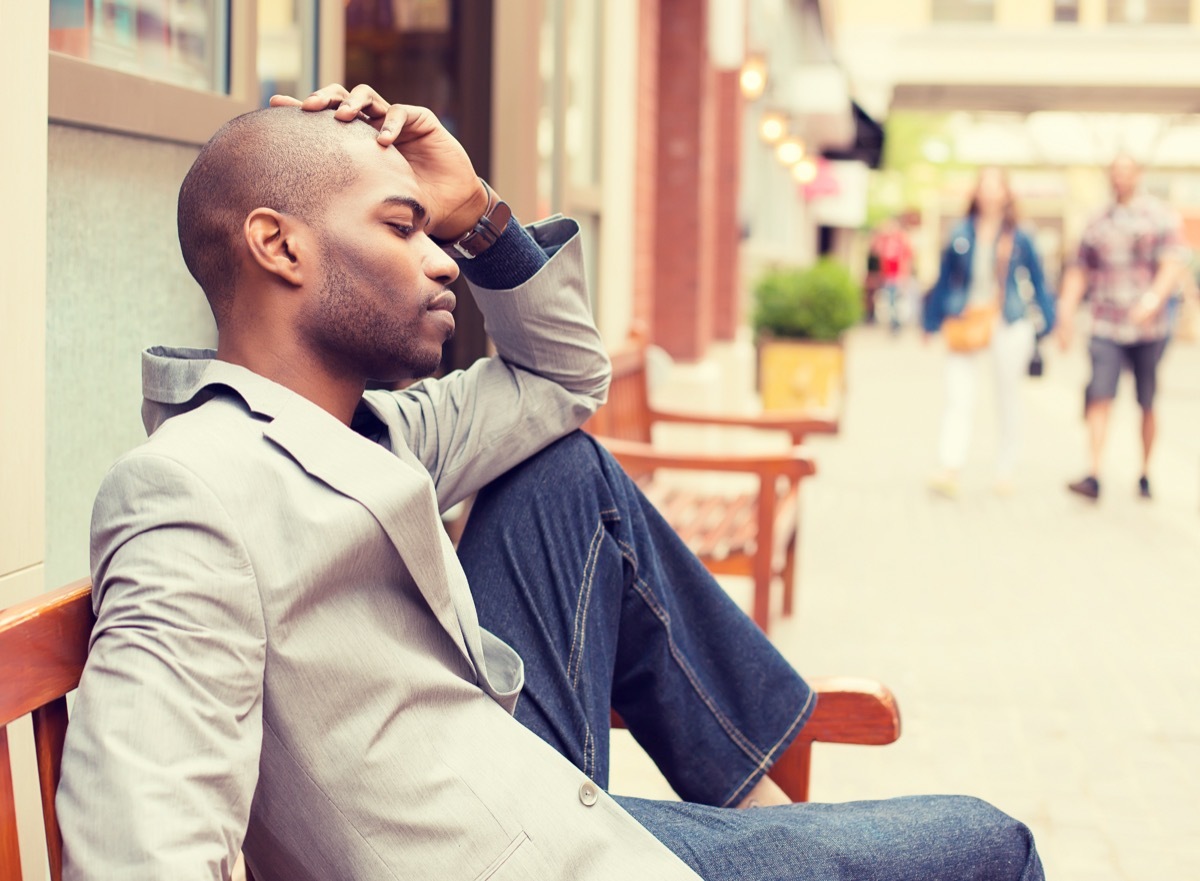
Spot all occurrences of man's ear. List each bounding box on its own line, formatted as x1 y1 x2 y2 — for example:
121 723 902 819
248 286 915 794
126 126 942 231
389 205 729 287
244 208 307 287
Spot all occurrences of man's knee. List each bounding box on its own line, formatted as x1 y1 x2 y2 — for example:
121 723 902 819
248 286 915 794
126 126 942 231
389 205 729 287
477 430 609 505
945 796 1041 880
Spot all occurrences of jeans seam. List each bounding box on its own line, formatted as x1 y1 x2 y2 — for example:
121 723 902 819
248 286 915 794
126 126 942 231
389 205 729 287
718 688 815 808
584 722 595 779
617 539 768 768
566 518 606 689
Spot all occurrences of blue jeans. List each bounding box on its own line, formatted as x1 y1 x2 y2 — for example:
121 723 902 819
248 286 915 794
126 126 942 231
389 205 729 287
459 432 1043 880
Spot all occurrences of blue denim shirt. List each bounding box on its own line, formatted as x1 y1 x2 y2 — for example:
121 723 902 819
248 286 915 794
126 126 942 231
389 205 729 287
923 219 1056 337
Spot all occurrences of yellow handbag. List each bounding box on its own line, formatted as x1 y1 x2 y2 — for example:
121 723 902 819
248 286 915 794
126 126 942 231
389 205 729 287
941 231 1011 353
943 302 999 353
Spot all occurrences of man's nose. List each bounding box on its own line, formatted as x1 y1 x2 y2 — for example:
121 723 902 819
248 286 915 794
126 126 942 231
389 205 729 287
424 237 460 284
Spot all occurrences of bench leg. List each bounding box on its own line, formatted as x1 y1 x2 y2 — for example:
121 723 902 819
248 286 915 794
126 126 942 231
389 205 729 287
781 537 798 618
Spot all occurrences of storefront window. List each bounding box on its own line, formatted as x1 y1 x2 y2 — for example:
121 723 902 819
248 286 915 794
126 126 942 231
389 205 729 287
258 0 318 106
539 0 603 305
930 0 994 22
1054 0 1080 22
48 0 230 93
343 0 493 373
1107 0 1190 23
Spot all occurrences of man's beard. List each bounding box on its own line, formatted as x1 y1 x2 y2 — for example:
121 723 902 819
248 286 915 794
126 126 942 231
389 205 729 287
310 248 447 383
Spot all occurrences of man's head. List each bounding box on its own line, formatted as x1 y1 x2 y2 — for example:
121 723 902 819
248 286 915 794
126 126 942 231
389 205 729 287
1109 153 1142 204
177 107 459 382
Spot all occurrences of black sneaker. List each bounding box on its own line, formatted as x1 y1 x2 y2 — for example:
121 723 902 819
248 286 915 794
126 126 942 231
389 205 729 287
1138 475 1152 499
1068 475 1100 500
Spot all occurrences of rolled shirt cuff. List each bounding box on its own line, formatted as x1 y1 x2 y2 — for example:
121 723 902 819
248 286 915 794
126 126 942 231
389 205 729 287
455 216 550 291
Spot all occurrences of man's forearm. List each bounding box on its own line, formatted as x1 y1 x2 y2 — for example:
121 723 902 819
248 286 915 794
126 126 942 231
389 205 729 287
1148 256 1185 302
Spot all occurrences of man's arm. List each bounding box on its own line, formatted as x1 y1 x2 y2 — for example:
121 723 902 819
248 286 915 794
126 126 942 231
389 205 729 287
1129 207 1189 327
59 454 267 881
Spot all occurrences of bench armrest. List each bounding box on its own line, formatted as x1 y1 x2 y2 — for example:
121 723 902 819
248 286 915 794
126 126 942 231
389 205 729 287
799 676 901 745
593 436 816 480
646 407 839 444
767 676 901 802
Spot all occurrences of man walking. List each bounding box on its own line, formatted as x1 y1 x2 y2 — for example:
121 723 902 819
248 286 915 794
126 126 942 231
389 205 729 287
1057 154 1187 500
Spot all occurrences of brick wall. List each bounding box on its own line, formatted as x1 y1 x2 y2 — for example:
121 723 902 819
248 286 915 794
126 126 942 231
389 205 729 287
634 0 741 360
712 70 743 341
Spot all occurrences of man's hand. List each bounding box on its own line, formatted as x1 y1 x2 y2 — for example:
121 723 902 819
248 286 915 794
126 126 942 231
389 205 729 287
1127 291 1164 328
270 83 490 241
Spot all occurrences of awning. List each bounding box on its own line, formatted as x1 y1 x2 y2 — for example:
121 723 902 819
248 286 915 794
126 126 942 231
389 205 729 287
822 101 885 169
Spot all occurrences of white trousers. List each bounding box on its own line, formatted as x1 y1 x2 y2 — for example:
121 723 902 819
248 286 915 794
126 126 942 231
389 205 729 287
938 319 1035 478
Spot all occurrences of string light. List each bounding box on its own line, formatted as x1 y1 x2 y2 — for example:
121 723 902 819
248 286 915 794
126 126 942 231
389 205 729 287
759 113 787 145
740 55 767 100
791 158 818 184
776 138 805 166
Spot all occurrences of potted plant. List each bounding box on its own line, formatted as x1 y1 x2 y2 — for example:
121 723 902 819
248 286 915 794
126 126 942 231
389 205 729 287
751 259 863 414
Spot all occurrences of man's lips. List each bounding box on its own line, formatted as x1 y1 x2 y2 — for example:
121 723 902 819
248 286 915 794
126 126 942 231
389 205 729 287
428 290 457 313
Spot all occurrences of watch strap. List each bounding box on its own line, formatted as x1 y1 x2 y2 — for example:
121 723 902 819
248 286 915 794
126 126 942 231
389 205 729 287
434 179 512 260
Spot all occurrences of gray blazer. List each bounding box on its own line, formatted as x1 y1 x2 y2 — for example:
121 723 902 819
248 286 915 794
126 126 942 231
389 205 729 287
58 218 703 881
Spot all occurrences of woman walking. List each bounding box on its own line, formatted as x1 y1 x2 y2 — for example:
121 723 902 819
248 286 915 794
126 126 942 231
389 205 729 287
923 167 1056 497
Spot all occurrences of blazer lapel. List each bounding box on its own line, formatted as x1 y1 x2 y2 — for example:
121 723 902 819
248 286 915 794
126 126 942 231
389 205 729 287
262 397 475 673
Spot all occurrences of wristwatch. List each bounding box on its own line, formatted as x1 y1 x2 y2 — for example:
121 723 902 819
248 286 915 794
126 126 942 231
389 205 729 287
435 179 512 259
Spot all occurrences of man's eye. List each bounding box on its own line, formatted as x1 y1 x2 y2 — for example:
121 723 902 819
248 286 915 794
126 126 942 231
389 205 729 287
388 223 415 238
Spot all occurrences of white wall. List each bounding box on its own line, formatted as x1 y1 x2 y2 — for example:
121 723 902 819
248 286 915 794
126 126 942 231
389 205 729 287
45 125 216 588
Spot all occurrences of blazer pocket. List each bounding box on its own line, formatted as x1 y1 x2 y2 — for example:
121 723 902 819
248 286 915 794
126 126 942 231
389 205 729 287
472 831 530 881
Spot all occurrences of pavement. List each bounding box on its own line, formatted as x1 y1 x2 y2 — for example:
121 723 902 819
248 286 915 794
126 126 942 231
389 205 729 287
609 324 1200 881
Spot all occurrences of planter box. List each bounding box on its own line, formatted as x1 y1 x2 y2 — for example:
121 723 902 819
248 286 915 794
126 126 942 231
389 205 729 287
759 338 845 415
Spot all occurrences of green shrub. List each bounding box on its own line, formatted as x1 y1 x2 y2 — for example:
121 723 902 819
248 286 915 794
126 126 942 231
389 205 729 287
752 260 863 342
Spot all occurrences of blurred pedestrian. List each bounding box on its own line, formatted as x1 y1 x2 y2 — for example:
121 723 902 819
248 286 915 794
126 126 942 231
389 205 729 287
923 167 1056 497
1056 154 1187 501
871 216 913 333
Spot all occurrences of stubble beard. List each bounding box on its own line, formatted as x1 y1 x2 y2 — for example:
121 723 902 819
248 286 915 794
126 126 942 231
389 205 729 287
311 248 446 383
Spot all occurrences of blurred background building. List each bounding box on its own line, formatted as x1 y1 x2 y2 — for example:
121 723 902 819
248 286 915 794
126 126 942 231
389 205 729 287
828 0 1200 287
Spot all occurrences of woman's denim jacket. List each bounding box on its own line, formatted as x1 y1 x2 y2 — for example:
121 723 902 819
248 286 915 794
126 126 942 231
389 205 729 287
922 219 1056 337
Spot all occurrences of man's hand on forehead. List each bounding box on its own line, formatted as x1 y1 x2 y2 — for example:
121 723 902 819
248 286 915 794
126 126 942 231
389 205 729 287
270 83 491 242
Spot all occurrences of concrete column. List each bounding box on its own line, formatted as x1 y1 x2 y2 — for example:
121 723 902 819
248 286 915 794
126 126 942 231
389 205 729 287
995 0 1052 26
1078 0 1107 26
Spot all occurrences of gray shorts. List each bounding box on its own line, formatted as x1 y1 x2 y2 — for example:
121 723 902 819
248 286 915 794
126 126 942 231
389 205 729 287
1086 336 1168 411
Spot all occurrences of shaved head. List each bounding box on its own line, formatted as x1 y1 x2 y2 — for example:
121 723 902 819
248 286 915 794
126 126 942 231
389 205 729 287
177 108 380 323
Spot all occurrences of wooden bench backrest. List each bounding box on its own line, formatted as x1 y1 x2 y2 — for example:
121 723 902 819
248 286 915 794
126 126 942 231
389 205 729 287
0 579 94 881
584 347 652 443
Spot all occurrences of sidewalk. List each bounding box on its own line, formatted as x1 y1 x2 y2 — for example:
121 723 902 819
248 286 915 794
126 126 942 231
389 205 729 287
610 326 1200 881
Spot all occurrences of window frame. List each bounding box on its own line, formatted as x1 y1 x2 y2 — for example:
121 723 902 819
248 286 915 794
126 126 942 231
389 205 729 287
48 0 344 147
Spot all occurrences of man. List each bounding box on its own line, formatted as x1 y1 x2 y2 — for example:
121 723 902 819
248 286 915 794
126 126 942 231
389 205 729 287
1058 154 1187 500
871 216 913 334
58 83 1044 880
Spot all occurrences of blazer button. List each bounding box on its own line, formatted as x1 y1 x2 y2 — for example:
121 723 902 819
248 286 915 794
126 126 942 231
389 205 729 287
578 781 599 807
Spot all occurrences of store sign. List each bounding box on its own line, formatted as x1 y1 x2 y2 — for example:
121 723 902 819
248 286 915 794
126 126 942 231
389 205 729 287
809 160 869 228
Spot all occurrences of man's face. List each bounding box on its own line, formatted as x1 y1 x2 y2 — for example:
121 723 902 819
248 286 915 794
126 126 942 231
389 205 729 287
301 138 460 383
1110 156 1141 203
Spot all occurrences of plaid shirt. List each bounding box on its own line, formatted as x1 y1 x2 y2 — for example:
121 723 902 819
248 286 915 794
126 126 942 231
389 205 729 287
1076 193 1186 343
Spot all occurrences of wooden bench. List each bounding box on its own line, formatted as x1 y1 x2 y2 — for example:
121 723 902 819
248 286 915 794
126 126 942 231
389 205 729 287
585 345 838 632
1 580 899 880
